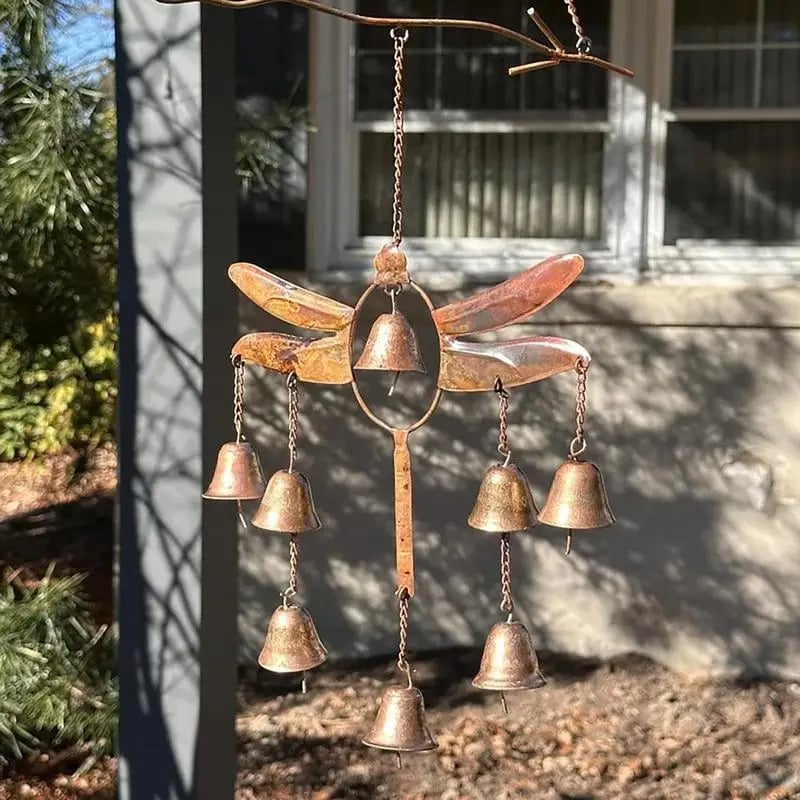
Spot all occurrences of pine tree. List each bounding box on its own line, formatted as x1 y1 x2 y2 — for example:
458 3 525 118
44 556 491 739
0 568 117 767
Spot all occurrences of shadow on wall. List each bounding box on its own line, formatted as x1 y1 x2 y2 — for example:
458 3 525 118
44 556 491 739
238 283 800 680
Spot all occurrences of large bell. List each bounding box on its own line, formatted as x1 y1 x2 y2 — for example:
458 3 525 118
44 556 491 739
538 459 615 530
258 604 328 673
354 312 426 374
473 620 546 692
362 686 438 753
203 441 266 500
251 469 321 533
468 464 539 533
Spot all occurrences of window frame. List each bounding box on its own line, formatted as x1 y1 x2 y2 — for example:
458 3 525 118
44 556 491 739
647 0 800 279
307 0 800 282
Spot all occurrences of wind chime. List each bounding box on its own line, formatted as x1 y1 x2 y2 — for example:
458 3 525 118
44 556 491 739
194 0 630 764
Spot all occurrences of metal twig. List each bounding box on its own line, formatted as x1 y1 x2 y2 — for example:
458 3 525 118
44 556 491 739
152 0 634 78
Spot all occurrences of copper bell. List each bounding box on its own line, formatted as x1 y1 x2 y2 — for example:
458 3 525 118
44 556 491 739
468 464 539 533
362 686 438 753
354 312 426 374
473 620 546 692
203 441 266 500
258 604 328 673
538 459 615 530
251 469 321 533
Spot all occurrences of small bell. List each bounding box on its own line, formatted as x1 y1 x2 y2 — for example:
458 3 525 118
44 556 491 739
538 459 615 530
258 604 328 673
251 469 321 533
468 464 539 533
354 312 426 374
362 685 438 754
473 620 546 692
203 441 266 500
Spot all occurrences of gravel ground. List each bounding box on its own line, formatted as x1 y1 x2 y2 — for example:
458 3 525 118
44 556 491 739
237 651 800 800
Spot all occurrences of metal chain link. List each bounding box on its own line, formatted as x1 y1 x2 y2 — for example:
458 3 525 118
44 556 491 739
282 534 299 607
564 0 592 53
500 533 514 616
570 359 589 459
286 371 299 472
390 28 408 247
494 378 511 466
232 355 244 441
396 587 412 684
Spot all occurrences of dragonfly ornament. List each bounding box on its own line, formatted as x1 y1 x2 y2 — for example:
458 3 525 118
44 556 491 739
228 245 591 597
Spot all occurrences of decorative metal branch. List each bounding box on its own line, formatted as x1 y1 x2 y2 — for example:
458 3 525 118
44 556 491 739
153 0 635 78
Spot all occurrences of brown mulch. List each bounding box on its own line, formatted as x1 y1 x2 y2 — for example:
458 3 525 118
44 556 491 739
0 445 116 521
237 653 800 800
0 759 116 800
3 448 800 799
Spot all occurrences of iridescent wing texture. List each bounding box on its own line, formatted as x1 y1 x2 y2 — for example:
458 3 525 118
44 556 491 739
229 262 354 385
433 254 590 392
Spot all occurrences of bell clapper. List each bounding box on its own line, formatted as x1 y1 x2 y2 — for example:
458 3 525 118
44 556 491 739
395 751 402 769
500 691 509 714
388 371 400 396
301 671 308 694
236 500 248 531
565 530 573 556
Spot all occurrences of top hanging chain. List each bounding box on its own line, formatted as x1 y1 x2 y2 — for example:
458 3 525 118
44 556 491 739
390 28 408 249
155 0 633 79
564 0 592 54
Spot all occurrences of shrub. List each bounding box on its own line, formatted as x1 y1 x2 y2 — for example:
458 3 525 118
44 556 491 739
0 568 117 767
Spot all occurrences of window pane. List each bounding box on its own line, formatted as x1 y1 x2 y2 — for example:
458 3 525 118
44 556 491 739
761 48 800 106
360 132 604 238
672 49 755 108
674 0 757 45
665 122 800 243
355 0 609 113
764 0 800 43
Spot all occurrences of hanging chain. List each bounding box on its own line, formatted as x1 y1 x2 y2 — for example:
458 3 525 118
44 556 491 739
282 534 299 607
390 28 408 247
500 533 514 617
494 378 511 466
570 358 589 459
286 371 299 472
396 587 412 685
232 355 245 442
564 0 591 53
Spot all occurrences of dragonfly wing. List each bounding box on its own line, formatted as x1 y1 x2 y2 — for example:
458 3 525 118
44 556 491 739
438 336 590 392
432 254 583 337
229 262 354 332
232 331 352 385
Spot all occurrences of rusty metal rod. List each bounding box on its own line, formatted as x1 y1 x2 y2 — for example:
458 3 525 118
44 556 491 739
153 0 634 78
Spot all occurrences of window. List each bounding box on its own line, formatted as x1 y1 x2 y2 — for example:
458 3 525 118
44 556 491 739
309 0 800 278
354 0 611 242
664 0 800 243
